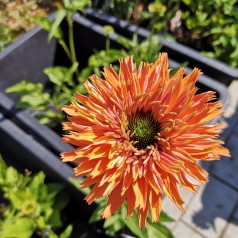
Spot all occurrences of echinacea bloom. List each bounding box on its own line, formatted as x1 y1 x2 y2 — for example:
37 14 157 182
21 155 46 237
61 53 230 228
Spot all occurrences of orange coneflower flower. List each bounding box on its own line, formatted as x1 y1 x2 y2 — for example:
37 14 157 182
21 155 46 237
61 53 230 228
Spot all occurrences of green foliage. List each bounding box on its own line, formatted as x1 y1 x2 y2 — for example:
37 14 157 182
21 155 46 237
93 0 179 32
78 30 162 80
0 155 72 238
119 34 162 64
6 80 57 126
34 16 63 40
181 0 238 67
95 0 238 67
6 62 84 127
89 198 174 238
0 0 56 51
48 8 67 42
0 24 13 51
94 0 138 22
61 0 91 13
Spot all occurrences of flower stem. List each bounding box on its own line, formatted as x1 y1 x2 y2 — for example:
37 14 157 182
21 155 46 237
67 13 80 79
106 36 110 52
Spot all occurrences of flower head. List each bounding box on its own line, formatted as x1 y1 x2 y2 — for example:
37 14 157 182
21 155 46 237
61 53 229 228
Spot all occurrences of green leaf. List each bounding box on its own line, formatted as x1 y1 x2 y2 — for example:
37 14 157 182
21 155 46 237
76 85 88 95
6 80 49 110
117 35 132 49
93 67 101 77
44 63 78 87
147 222 174 238
6 80 43 95
124 213 145 238
120 203 127 219
62 0 70 7
89 198 107 223
69 177 91 195
182 0 196 9
19 92 49 110
79 67 93 82
88 49 123 68
0 154 7 185
38 116 51 125
47 230 58 238
29 171 45 195
44 66 66 86
132 34 161 63
65 0 91 12
48 9 67 41
36 216 46 230
44 207 54 222
53 192 70 211
43 183 67 209
0 218 35 238
160 211 174 222
48 209 62 227
34 17 63 39
59 225 73 238
6 166 19 187
103 214 125 234
9 191 34 210
230 46 238 58
47 183 64 195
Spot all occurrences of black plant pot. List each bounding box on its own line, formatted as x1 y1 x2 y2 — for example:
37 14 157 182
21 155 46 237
85 8 238 86
0 26 56 102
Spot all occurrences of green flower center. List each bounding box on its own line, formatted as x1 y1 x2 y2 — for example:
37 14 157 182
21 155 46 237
128 110 160 150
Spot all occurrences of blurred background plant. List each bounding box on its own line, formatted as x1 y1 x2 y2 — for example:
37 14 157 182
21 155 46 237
2 0 237 66
92 0 179 33
0 0 59 51
179 0 238 67
0 155 72 238
92 0 238 67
